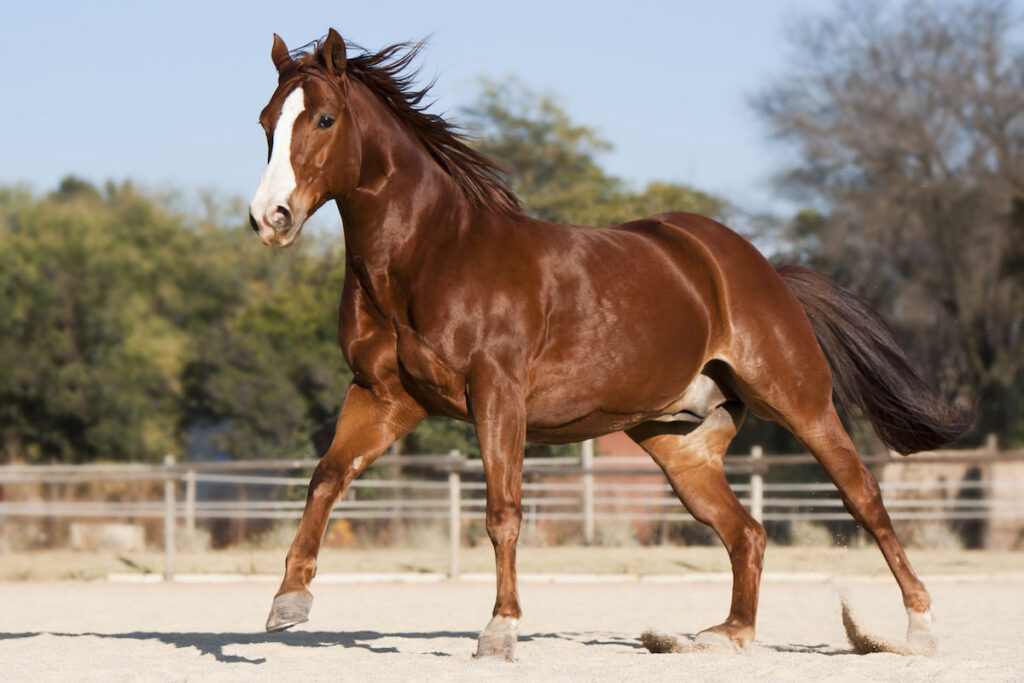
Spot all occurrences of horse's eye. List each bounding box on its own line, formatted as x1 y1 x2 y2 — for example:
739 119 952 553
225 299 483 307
318 115 336 130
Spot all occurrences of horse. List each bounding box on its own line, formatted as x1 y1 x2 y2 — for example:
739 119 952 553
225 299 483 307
248 29 972 659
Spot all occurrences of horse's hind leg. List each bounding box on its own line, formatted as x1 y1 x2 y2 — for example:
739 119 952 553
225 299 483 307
265 383 423 632
786 405 936 653
628 403 765 651
735 355 936 653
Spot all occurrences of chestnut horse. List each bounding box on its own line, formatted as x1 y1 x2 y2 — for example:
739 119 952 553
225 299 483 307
249 29 971 659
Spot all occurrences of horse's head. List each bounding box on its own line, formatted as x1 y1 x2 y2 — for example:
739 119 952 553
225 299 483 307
249 29 360 247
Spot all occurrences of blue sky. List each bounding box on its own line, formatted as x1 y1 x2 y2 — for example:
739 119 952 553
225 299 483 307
3 1 838 220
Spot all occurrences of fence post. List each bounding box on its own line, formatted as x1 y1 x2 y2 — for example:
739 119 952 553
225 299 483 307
581 439 595 544
750 445 764 525
163 454 176 581
389 441 402 545
447 450 463 579
184 468 196 537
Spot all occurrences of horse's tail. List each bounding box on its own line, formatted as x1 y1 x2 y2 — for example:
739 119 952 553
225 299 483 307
777 265 974 455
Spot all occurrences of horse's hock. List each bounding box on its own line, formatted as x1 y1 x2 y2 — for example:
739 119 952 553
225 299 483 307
879 451 1024 550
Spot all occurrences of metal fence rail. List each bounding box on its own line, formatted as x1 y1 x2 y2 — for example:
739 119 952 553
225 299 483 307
2 441 1022 579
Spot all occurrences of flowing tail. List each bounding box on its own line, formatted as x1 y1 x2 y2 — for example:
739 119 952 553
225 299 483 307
777 265 974 455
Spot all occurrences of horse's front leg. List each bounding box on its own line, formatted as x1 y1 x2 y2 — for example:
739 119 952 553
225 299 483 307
266 383 423 632
470 376 526 661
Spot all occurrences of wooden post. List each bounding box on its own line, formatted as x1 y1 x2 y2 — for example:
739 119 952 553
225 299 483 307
983 433 998 549
163 454 176 581
389 441 402 545
581 438 595 545
447 450 463 579
184 468 196 537
236 481 247 546
750 445 764 525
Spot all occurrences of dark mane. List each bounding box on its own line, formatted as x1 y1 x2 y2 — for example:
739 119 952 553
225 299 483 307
294 39 522 217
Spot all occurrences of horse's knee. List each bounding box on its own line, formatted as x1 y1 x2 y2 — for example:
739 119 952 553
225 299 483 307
486 501 522 544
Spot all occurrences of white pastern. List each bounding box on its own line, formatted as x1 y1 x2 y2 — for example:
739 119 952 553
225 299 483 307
251 87 305 236
482 615 519 635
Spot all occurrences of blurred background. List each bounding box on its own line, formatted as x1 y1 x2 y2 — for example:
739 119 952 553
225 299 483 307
1 0 1022 571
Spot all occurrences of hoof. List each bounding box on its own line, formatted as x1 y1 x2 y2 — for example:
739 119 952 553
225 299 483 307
694 629 743 653
266 591 312 633
907 609 937 656
474 615 518 661
694 621 752 652
842 598 933 655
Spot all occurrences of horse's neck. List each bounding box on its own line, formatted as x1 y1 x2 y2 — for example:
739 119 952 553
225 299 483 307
338 83 471 273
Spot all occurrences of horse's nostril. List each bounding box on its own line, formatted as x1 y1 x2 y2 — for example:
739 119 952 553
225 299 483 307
249 212 260 233
274 205 292 227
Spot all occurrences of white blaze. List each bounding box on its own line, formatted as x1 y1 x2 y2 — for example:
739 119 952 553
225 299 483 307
250 87 305 232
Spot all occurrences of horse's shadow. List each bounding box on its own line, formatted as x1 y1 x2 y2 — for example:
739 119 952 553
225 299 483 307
0 629 647 664
766 642 848 655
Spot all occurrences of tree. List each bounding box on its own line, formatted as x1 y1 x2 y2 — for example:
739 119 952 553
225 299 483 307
0 179 351 463
0 181 192 462
752 0 1024 442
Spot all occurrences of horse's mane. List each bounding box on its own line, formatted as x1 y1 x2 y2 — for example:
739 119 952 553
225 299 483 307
292 39 522 217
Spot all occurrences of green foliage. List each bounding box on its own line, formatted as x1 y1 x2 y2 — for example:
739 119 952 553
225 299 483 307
404 418 480 457
0 178 348 463
1 181 190 462
182 239 350 460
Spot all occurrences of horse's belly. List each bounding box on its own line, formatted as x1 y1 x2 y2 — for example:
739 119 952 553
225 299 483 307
525 361 731 443
524 336 712 442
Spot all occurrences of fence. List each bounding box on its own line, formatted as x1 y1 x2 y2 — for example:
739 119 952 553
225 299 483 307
1 438 1022 579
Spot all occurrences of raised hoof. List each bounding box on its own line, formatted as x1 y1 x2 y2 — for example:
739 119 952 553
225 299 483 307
266 592 313 633
474 615 518 661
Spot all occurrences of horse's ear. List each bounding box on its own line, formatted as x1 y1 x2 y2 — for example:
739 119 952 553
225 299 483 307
321 28 347 74
271 33 292 72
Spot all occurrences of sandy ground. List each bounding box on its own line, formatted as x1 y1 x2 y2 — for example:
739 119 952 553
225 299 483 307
2 572 1023 681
